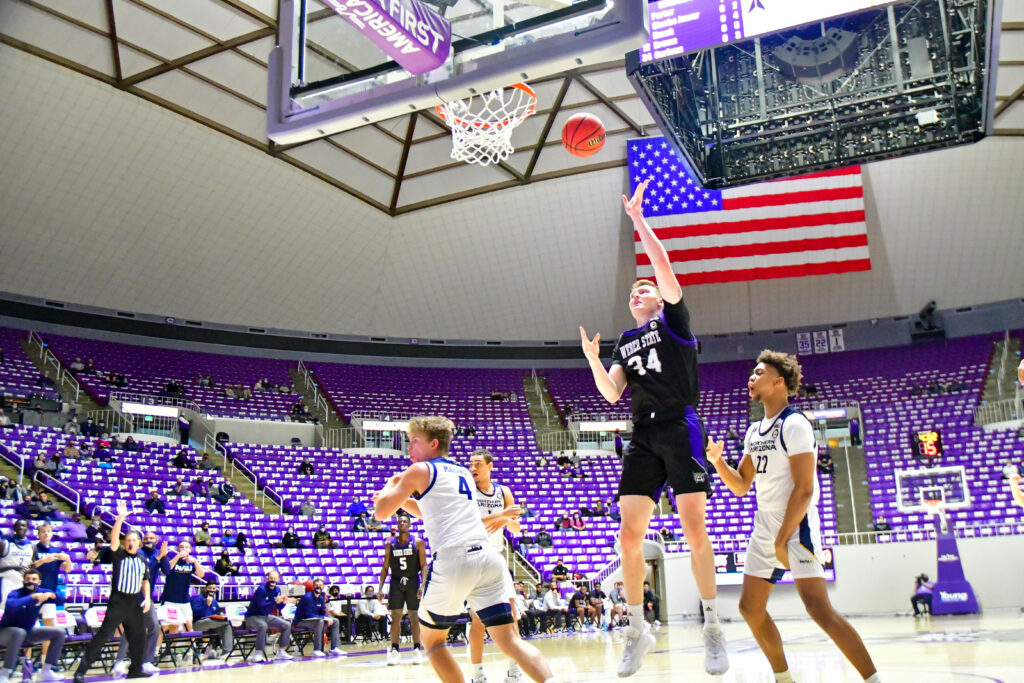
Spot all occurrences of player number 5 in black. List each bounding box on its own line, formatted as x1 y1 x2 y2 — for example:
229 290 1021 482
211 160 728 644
626 348 663 376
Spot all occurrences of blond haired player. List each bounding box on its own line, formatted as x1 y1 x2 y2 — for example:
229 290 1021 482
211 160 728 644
468 448 522 683
707 350 880 683
373 416 557 683
579 178 727 677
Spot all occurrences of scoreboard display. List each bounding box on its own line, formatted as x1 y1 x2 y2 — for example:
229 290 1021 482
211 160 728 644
910 430 943 459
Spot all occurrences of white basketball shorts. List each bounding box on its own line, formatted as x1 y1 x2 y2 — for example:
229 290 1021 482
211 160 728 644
419 545 514 629
744 508 826 582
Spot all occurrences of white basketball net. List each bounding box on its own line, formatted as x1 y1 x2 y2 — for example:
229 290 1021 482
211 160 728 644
436 83 537 166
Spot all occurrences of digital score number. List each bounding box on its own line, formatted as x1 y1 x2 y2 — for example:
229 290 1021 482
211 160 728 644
910 430 943 459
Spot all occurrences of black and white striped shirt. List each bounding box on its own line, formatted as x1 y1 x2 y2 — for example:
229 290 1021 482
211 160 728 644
111 548 149 595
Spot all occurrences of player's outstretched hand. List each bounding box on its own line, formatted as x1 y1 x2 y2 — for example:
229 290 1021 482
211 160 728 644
579 327 601 362
1011 473 1021 486
1018 358 1024 384
115 502 128 518
706 439 725 465
621 178 650 222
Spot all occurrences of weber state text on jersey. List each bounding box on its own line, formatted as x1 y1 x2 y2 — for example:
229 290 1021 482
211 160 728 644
612 299 699 423
389 536 422 584
743 406 819 513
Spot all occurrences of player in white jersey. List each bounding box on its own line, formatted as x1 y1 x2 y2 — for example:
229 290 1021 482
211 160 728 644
373 416 557 683
707 351 880 683
468 449 522 683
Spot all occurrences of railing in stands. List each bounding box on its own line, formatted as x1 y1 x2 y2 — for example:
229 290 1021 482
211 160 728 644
296 361 330 423
537 431 576 453
85 409 135 434
33 470 80 513
0 441 27 483
224 444 284 514
508 541 541 585
324 427 362 449
109 391 203 414
974 397 1020 426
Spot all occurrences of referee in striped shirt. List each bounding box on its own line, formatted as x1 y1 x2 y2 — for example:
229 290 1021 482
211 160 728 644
74 504 153 682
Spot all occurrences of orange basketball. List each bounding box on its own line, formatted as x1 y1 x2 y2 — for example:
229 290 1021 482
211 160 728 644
561 113 605 158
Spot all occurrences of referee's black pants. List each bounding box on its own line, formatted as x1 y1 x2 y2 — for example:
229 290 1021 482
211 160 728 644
77 591 147 677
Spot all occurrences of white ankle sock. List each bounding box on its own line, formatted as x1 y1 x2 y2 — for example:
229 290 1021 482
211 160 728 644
774 670 795 682
507 661 520 674
627 603 645 626
702 597 720 628
473 662 485 675
864 674 881 683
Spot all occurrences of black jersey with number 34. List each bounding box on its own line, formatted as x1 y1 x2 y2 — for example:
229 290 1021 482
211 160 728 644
612 299 700 423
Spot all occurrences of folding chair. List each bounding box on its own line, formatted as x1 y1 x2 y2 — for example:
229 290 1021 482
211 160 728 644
222 603 258 660
80 607 121 674
155 606 201 667
53 609 92 671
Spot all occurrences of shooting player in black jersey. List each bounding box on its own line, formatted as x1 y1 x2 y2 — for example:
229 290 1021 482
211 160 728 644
377 515 427 665
579 178 728 677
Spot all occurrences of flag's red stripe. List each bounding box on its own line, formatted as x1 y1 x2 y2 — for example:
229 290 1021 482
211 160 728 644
766 166 861 183
722 185 863 210
658 258 873 286
636 234 868 266
642 210 866 241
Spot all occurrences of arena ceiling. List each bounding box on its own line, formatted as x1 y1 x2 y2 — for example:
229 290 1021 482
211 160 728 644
2 0 1023 216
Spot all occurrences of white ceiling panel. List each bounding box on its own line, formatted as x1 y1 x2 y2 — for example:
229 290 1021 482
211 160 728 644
283 141 394 205
34 0 109 31
236 0 278 19
141 0 268 41
188 50 268 105
2 2 114 76
329 125 406 170
138 70 267 142
117 44 164 78
398 163 513 206
235 35 274 65
111 0 212 61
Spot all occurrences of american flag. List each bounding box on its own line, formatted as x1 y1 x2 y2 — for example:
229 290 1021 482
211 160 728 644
628 137 871 286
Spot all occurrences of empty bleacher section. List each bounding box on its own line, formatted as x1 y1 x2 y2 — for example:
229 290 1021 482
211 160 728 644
40 334 298 420
0 326 60 404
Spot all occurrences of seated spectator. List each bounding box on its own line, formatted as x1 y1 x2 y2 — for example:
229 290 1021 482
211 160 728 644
32 454 51 476
1 479 25 503
62 440 80 459
80 418 98 438
351 514 370 533
144 490 166 515
0 410 10 429
542 583 568 630
93 439 112 461
608 581 627 627
31 492 59 521
211 481 235 505
196 454 218 471
223 385 236 399
166 478 189 497
78 443 92 460
872 516 891 532
911 573 934 617
232 531 248 552
299 498 317 517
15 494 35 520
550 559 570 583
85 517 106 543
214 550 240 577
327 585 353 644
593 500 607 516
520 500 533 519
313 525 336 550
191 580 233 664
86 539 113 565
554 515 569 531
172 449 193 469
355 585 388 640
84 358 96 373
281 527 301 549
642 581 659 625
237 384 252 400
817 454 835 476
659 527 678 542
61 418 79 435
194 522 212 546
365 515 384 532
62 513 89 542
187 476 209 499
535 530 553 548
1001 459 1022 480
294 577 344 656
122 436 142 452
298 459 315 476
567 512 586 531
196 375 210 387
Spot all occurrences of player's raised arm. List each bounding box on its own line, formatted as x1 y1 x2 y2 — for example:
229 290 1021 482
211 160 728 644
580 327 627 403
706 439 755 496
373 464 429 520
623 179 681 305
1010 474 1024 508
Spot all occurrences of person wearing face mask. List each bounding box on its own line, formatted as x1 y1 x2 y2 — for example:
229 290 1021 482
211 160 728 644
294 578 344 657
243 570 294 662
327 585 353 644
160 541 206 632
191 581 232 665
0 519 35 606
0 568 65 682
74 504 153 683
31 522 72 661
111 530 166 677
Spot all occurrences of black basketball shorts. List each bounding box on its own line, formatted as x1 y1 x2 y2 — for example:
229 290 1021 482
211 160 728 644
388 578 420 611
618 405 712 502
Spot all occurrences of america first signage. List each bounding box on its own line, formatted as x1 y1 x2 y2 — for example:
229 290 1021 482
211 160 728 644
325 0 452 75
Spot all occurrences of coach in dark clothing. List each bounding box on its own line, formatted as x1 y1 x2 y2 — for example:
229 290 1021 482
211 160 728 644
294 578 342 656
0 568 66 681
74 505 153 682
243 570 293 661
192 580 233 662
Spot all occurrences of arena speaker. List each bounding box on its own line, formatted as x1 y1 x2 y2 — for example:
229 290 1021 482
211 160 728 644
772 29 861 86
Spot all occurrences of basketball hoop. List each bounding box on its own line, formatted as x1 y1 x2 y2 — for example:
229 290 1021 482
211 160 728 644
922 499 943 516
435 83 537 166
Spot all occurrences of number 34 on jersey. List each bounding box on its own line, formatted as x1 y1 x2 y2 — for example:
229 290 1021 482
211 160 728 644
626 348 662 376
619 328 664 376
